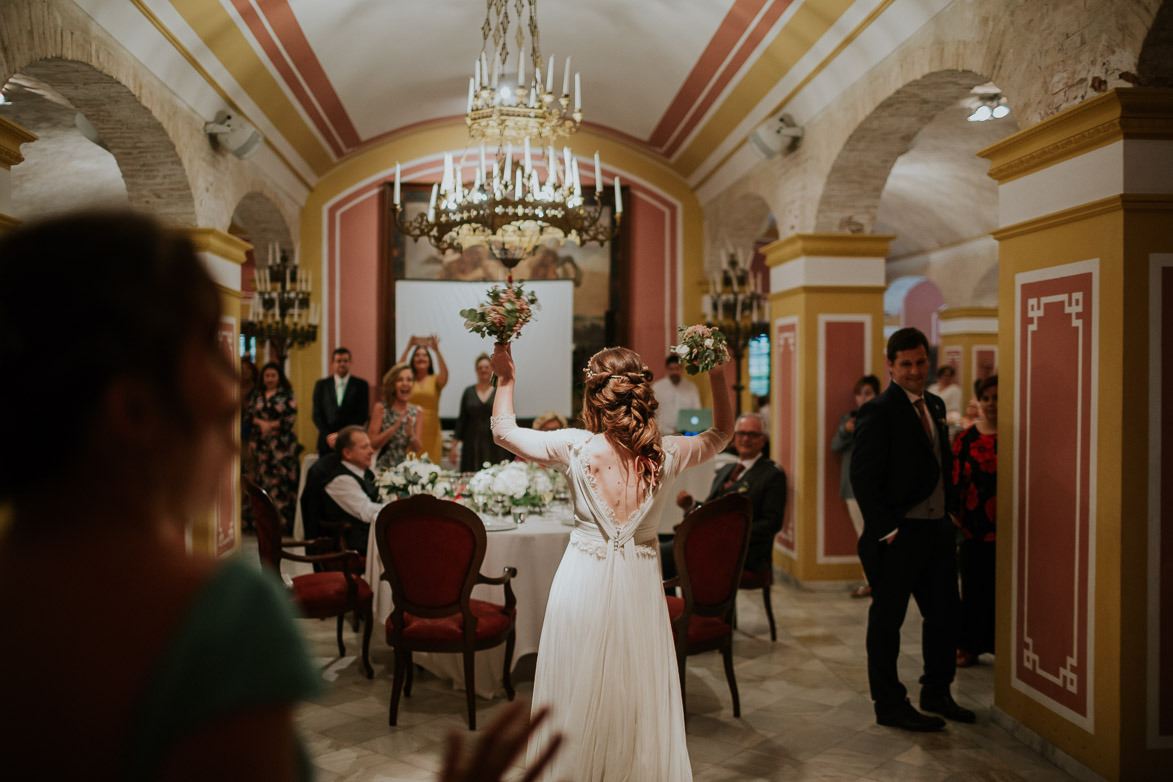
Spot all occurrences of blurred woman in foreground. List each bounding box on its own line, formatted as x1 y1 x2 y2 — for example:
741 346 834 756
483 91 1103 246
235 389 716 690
0 213 319 781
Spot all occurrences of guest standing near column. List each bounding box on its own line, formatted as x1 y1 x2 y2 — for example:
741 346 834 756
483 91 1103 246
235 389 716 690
831 374 880 598
312 347 370 455
247 361 301 533
951 375 998 668
850 327 973 731
401 335 448 463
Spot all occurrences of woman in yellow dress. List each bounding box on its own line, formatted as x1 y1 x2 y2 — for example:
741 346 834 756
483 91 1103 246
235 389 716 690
400 334 448 462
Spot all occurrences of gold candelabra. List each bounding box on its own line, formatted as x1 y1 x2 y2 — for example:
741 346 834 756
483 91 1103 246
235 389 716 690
704 252 769 415
243 245 319 363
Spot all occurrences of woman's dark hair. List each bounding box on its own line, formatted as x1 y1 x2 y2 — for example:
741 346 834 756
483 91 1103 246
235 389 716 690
581 347 662 487
976 374 998 399
475 353 491 366
411 345 434 376
259 361 290 390
853 374 881 396
0 211 221 500
885 327 929 361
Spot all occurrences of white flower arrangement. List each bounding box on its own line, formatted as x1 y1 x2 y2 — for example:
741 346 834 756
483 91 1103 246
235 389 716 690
467 459 564 508
375 453 454 500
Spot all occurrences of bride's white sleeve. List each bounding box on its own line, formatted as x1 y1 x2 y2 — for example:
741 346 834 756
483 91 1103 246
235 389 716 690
666 429 730 472
491 414 580 467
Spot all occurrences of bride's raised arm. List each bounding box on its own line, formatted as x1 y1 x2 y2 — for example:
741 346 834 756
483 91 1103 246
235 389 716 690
670 357 734 471
489 343 579 466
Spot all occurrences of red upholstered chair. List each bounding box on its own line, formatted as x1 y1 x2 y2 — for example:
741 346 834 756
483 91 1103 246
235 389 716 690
663 494 752 718
738 567 777 641
374 494 517 730
245 479 374 678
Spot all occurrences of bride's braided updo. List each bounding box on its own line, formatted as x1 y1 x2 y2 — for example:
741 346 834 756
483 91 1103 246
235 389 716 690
580 347 663 486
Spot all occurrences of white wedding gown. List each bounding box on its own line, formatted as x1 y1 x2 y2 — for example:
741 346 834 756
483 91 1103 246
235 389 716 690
492 415 727 781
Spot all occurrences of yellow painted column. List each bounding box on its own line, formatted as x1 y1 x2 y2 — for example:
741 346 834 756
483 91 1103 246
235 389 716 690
937 306 999 396
762 233 888 584
0 115 36 236
171 227 251 558
977 88 1173 780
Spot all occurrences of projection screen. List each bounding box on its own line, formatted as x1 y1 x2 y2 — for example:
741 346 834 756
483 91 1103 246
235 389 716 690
394 279 573 420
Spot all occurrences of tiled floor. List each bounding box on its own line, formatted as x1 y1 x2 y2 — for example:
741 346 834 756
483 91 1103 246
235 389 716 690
246 535 1073 781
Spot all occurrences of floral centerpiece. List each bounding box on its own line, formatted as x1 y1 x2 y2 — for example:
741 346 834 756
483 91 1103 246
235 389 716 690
375 453 454 501
671 324 730 375
460 282 540 346
467 460 564 508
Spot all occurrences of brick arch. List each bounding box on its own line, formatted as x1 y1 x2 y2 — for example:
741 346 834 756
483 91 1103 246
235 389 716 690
1138 0 1173 86
814 69 989 235
231 191 294 261
16 58 197 226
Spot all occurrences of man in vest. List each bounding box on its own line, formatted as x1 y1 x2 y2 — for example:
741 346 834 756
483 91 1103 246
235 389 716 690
301 425 387 556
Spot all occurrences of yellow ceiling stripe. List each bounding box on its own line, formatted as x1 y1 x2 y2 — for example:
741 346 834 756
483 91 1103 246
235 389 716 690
673 0 857 178
166 0 334 176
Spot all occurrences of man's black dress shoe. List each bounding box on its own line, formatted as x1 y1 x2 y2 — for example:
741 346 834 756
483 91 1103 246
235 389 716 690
875 699 946 731
920 692 977 723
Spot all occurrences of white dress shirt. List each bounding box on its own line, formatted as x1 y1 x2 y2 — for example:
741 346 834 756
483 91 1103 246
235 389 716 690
652 376 702 435
324 461 386 525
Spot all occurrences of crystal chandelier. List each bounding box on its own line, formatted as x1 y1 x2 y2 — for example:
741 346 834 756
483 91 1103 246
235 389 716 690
391 0 622 266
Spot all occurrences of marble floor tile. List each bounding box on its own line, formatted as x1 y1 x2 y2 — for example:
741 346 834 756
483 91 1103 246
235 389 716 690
236 534 1076 781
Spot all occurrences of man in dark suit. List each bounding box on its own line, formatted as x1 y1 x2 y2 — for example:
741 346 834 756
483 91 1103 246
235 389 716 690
850 327 973 731
664 412 787 580
300 425 386 557
311 346 370 455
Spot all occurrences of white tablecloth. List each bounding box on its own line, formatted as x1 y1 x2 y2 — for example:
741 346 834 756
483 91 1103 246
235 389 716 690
364 503 574 698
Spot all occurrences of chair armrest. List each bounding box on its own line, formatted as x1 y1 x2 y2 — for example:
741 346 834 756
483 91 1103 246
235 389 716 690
282 550 362 569
281 536 334 549
478 566 518 615
662 577 679 590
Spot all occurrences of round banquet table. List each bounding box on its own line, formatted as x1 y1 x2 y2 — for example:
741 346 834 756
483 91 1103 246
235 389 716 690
364 502 574 699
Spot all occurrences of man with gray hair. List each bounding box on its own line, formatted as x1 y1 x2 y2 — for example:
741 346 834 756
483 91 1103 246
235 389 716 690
665 411 787 578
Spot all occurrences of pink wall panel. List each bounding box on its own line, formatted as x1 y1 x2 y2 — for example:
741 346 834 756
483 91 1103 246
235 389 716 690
1015 270 1094 722
822 319 866 560
333 192 381 391
901 279 944 339
775 321 798 556
629 191 671 370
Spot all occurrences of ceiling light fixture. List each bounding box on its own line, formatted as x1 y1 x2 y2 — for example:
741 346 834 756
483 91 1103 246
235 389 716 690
967 95 1011 122
391 0 622 268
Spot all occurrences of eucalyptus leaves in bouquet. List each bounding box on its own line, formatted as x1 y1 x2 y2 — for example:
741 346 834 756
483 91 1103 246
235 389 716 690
375 453 454 500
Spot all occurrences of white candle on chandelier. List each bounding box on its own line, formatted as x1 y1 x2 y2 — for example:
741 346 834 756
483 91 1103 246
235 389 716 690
515 168 523 199
546 53 555 93
474 59 481 91
467 78 475 112
504 141 513 183
613 176 623 213
530 169 540 194
518 50 525 91
574 73 581 111
562 57 571 95
427 183 438 221
523 137 531 173
547 146 558 186
563 147 572 182
572 158 582 196
394 163 401 205
593 152 602 192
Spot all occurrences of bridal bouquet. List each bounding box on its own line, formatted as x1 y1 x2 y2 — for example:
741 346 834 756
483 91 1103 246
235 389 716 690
671 324 730 375
375 454 454 500
467 460 564 508
460 282 541 345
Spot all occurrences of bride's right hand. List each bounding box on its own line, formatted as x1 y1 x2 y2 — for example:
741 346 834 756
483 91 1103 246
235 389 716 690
491 343 515 385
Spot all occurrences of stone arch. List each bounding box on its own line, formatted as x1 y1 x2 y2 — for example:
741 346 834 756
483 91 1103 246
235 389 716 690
231 191 294 261
15 58 197 225
1138 0 1173 86
814 70 989 234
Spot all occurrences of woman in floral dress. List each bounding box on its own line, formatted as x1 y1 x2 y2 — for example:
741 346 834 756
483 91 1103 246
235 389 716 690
370 362 423 471
951 374 998 667
247 361 300 531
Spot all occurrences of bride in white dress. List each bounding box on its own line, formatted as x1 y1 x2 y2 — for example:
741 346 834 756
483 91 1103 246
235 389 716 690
490 344 733 781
